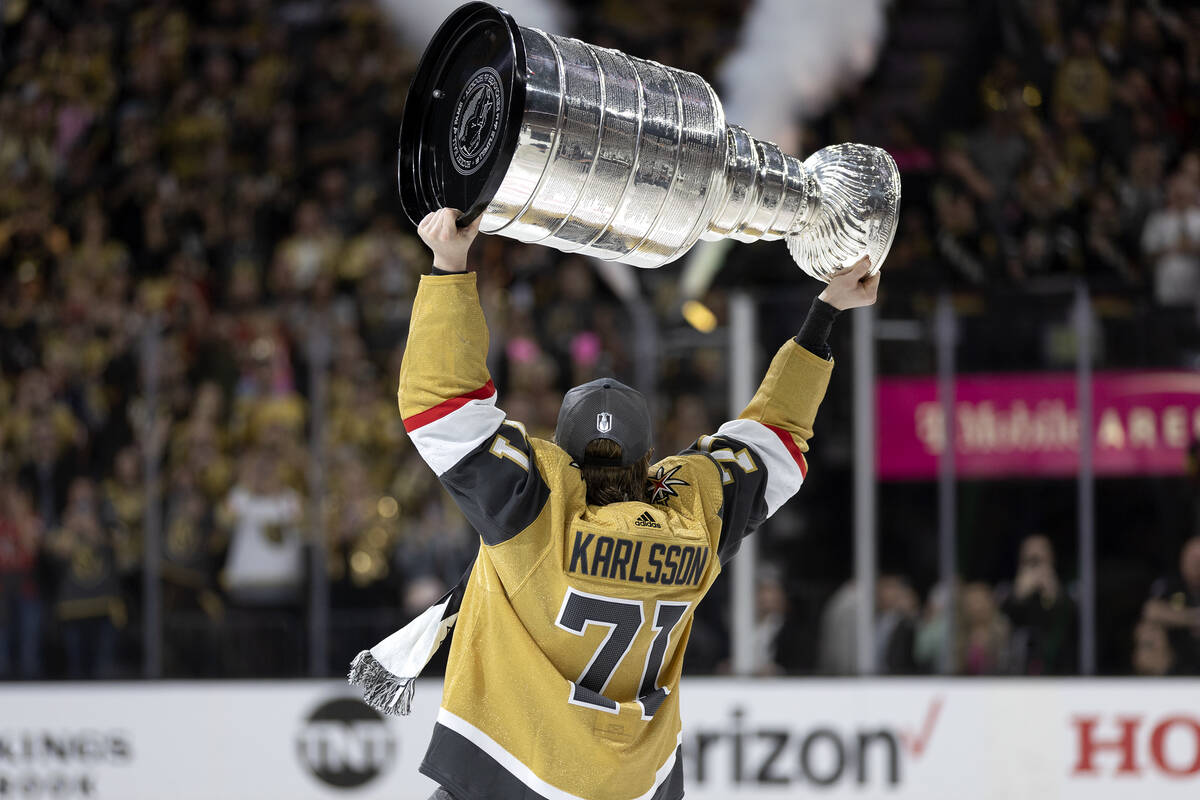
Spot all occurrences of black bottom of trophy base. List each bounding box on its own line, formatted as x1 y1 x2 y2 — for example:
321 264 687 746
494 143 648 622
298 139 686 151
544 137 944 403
398 2 526 227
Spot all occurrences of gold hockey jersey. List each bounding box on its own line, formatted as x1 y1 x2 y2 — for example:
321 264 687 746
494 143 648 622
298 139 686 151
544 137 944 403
399 273 832 800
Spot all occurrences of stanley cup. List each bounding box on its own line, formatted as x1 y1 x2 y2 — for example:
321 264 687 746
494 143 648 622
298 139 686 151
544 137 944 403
398 2 901 282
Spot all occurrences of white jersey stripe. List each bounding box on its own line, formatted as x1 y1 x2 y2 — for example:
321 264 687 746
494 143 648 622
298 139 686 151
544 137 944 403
408 396 506 476
715 418 805 517
435 708 681 800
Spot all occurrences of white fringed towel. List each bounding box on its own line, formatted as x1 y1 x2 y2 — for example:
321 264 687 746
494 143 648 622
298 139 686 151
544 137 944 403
348 572 466 716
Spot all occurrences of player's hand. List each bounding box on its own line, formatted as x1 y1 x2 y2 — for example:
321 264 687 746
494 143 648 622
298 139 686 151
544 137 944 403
818 255 880 310
417 208 481 273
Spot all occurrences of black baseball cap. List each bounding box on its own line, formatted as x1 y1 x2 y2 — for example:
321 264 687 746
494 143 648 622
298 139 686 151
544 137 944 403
555 378 652 467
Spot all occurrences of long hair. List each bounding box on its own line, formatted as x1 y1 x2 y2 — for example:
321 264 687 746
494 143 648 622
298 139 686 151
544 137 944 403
581 439 651 505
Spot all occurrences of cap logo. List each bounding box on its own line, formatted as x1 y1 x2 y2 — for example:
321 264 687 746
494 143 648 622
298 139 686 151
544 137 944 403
596 412 613 433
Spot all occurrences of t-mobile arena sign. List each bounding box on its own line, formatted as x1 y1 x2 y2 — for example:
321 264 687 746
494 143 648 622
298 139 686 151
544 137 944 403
877 371 1200 479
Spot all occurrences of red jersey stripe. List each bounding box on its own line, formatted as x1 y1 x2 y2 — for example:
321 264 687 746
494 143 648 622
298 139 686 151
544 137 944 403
763 422 809 479
403 380 496 432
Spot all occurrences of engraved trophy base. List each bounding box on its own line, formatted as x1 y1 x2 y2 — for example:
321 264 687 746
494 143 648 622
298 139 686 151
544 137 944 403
786 143 901 281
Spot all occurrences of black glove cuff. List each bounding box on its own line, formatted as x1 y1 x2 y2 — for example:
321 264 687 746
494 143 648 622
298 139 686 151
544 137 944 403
794 297 841 359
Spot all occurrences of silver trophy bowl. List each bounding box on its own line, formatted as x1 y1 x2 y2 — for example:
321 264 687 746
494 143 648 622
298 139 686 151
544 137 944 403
399 2 900 282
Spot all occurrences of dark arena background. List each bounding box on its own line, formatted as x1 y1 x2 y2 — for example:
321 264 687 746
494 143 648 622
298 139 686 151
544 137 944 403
1 0 1198 798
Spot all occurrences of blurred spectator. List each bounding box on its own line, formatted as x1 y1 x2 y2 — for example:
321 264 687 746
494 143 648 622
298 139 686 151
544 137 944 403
1085 189 1139 282
1123 136 1168 216
963 107 1024 206
1052 30 1111 123
959 582 1011 675
272 201 341 295
216 447 306 676
218 449 304 606
103 445 145 598
1143 536 1200 673
0 481 43 679
999 534 1078 675
817 580 859 675
46 478 124 679
13 375 84 529
1141 171 1200 307
914 581 953 673
747 564 808 676
163 470 222 603
876 574 919 674
932 181 997 285
161 467 224 676
1132 619 1175 676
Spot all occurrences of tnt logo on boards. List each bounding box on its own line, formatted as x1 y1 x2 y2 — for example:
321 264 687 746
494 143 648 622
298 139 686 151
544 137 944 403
297 698 396 789
1073 714 1200 778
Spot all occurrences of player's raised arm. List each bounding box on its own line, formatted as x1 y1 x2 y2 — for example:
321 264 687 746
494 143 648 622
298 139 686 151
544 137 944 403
684 256 880 562
399 208 549 546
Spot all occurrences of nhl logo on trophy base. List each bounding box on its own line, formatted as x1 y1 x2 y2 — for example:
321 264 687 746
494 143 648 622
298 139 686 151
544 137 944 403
449 66 504 176
399 2 901 283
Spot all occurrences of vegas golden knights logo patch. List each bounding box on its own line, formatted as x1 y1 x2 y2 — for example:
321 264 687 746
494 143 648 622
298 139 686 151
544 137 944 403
647 464 688 505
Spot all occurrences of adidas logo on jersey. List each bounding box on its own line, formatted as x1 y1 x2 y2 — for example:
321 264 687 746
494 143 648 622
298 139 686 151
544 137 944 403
634 511 662 529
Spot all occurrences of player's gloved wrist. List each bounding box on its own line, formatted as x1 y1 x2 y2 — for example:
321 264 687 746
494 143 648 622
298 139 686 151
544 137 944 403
430 263 469 275
794 296 840 359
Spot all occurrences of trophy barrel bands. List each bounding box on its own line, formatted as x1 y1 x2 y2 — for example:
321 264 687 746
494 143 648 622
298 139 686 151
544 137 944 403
478 25 815 267
483 28 728 268
477 27 562 236
482 31 608 242
550 46 642 253
703 126 817 244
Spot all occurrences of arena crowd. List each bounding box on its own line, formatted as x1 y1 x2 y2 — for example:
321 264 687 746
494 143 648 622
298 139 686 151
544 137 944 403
0 0 1197 679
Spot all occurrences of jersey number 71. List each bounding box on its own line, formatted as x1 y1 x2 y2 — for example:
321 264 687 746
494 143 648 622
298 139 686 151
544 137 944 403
554 588 690 720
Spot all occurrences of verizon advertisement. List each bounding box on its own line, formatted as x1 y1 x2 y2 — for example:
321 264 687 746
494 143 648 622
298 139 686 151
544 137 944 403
877 370 1200 479
680 680 1200 799
1 680 1199 799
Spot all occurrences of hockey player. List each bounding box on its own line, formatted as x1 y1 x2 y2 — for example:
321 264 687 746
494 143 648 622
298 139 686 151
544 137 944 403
352 208 880 800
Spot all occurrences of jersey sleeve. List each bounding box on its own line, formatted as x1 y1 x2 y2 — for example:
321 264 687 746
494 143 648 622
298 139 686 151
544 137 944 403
398 274 551 547
682 339 833 563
